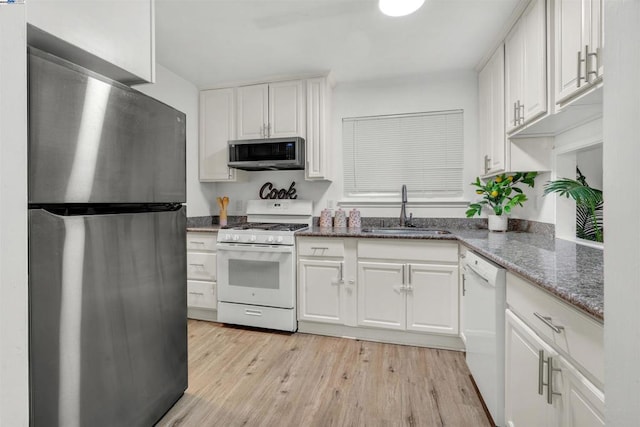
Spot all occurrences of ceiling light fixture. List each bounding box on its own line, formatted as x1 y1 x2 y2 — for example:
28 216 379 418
379 0 425 17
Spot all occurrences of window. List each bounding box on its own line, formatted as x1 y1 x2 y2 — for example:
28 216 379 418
343 110 464 198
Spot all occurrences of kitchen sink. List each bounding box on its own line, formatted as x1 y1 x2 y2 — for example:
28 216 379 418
361 228 452 235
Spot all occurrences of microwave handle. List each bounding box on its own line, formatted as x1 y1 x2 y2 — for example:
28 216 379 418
216 243 294 254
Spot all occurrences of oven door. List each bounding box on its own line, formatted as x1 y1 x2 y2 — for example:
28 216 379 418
217 243 295 308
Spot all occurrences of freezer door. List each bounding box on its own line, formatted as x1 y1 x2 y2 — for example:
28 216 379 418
28 49 186 204
29 207 187 427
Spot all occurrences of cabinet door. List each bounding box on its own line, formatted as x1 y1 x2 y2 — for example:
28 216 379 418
298 259 344 324
505 23 524 133
199 88 239 182
558 356 605 427
505 310 559 427
522 0 547 122
236 84 268 140
406 264 459 335
555 0 586 104
586 0 603 80
479 46 505 176
357 262 405 330
305 77 331 180
268 80 305 138
27 0 154 84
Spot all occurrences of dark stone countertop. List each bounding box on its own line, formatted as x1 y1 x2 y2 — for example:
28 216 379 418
297 226 604 322
187 226 222 233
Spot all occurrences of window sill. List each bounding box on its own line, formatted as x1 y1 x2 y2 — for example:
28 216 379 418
338 198 470 209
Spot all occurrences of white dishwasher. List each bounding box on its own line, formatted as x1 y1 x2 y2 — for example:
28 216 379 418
461 251 506 427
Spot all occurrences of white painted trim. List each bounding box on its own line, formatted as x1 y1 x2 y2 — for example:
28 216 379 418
200 71 332 91
474 0 532 71
0 3 28 426
149 0 156 84
297 321 465 351
188 307 218 322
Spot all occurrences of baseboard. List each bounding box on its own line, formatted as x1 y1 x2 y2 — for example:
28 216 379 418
297 321 465 351
188 307 217 322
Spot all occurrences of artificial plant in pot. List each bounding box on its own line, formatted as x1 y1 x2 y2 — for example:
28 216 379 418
543 168 603 243
466 172 538 231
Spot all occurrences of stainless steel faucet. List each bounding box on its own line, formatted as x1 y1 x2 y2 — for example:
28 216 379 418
399 185 413 227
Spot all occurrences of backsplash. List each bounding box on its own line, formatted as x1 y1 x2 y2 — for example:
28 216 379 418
311 216 555 236
188 215 555 237
186 215 247 227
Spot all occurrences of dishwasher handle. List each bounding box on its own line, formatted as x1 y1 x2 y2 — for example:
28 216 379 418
462 262 492 285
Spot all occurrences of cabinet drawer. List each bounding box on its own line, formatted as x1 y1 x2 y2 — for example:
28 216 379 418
297 238 344 257
187 232 217 251
358 240 458 263
187 252 217 281
506 272 604 386
187 280 216 310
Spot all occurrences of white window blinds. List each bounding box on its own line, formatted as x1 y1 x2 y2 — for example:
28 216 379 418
343 110 464 197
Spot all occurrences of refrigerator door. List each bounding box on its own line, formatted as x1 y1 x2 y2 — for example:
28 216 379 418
29 207 187 427
28 48 186 204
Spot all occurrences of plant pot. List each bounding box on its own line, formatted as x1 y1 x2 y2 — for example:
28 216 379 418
488 214 508 232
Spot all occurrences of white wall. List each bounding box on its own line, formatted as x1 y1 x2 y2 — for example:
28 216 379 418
217 71 480 218
0 4 28 426
603 1 640 424
135 65 217 217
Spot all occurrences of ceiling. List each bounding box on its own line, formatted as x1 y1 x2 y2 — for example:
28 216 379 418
155 0 522 89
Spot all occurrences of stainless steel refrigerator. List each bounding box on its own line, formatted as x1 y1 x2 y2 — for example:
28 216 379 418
28 48 187 427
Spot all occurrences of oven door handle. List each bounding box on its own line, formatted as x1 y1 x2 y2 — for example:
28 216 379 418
216 243 294 254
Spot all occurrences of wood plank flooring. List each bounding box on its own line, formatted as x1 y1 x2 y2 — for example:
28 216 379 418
157 320 491 427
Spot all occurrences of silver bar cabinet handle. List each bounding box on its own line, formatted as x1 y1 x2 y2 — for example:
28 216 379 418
534 312 565 333
538 349 545 395
339 262 344 283
546 356 562 404
577 49 586 88
513 102 518 127
586 44 599 81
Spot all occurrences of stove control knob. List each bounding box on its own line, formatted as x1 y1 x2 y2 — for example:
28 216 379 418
224 234 232 240
232 235 240 241
267 236 275 243
276 236 284 243
249 235 257 242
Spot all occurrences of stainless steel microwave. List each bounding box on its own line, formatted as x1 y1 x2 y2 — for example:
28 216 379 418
228 137 305 171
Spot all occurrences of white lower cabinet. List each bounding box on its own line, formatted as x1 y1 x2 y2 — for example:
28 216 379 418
357 261 459 335
505 271 605 427
505 309 560 427
357 262 406 330
187 231 218 321
559 356 605 427
297 237 460 347
406 263 459 334
298 259 345 324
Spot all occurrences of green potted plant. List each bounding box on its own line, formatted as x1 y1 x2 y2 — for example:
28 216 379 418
543 168 603 243
466 172 538 231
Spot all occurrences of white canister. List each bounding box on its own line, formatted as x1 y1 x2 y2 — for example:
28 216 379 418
334 208 347 228
319 209 333 228
348 209 362 228
488 214 508 232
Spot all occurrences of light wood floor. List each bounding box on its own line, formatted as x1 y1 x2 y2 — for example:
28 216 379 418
157 320 491 427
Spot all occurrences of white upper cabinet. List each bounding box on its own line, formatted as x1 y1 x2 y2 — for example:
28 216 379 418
200 88 243 182
236 84 269 140
554 0 604 106
479 45 506 176
505 0 547 133
305 77 332 180
236 80 304 140
269 80 305 138
26 0 155 84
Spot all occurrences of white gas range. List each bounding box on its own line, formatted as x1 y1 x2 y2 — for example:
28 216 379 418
216 199 313 332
